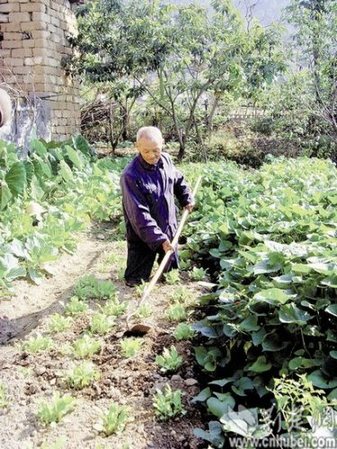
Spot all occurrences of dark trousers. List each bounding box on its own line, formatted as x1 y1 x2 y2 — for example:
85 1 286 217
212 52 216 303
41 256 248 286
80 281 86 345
124 239 178 284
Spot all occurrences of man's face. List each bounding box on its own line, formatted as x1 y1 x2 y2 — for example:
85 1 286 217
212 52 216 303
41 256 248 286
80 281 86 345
137 137 163 165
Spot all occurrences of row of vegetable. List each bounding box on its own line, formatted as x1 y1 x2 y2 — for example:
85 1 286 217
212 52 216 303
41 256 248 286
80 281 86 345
0 137 126 293
182 157 337 447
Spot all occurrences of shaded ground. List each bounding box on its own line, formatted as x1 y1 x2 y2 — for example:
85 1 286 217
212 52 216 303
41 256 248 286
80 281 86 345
0 223 207 449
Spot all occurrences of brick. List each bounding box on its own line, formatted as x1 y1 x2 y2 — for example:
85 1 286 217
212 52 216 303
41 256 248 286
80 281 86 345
0 3 19 13
22 39 34 48
0 22 18 31
3 32 24 40
2 40 22 49
32 12 50 23
0 12 9 21
11 47 32 57
4 57 22 66
32 47 49 57
9 12 30 22
20 21 47 31
24 56 44 66
20 3 46 13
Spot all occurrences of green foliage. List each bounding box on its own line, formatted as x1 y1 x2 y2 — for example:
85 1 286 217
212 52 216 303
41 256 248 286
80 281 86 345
169 286 193 304
101 299 126 317
155 346 183 373
40 438 67 449
100 403 129 436
164 269 181 285
134 304 152 319
190 266 208 281
166 304 188 322
183 157 337 443
67 361 100 389
22 334 53 354
72 334 101 359
274 374 337 430
0 138 125 293
153 384 185 421
65 296 88 315
37 393 76 425
90 313 115 335
173 323 196 341
74 275 118 301
74 0 285 158
120 337 143 358
48 313 73 333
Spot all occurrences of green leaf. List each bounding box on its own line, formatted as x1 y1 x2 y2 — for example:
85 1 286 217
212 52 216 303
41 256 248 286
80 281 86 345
247 356 272 373
5 162 26 196
278 303 312 325
207 394 235 418
239 315 260 332
252 288 295 305
325 304 337 317
0 181 12 209
307 370 337 389
59 160 73 182
65 145 85 170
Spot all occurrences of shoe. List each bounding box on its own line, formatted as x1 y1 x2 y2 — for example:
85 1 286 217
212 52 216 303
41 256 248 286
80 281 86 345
125 279 141 287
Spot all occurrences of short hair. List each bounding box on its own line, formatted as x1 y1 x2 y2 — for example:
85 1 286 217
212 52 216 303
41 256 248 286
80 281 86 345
136 126 163 143
0 88 12 127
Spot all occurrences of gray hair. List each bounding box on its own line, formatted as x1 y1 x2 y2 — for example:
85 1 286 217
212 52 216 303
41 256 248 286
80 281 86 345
136 126 163 142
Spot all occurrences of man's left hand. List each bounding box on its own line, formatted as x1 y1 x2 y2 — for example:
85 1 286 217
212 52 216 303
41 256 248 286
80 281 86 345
185 203 194 213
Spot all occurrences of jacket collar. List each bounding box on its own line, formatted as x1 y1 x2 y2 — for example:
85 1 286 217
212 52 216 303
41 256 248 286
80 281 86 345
137 154 164 171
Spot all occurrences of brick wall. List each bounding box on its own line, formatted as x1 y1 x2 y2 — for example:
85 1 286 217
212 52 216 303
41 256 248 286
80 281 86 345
0 0 80 142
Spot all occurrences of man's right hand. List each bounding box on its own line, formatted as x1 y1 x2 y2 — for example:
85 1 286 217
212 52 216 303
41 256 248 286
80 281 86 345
162 240 174 253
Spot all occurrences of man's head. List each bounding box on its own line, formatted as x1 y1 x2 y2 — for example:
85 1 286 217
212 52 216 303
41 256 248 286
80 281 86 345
0 88 12 128
136 126 163 165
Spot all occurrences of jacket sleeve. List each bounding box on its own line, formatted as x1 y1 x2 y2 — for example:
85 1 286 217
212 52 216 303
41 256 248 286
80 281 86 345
121 173 168 251
173 167 193 208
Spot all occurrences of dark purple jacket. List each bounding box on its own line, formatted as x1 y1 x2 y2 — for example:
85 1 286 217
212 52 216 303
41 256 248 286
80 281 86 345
120 152 193 251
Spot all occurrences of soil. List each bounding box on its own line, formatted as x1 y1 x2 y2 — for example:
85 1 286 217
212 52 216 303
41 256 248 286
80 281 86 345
0 223 208 449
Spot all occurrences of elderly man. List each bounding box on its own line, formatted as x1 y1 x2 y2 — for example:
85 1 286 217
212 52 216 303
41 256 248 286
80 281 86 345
120 126 194 287
0 88 12 128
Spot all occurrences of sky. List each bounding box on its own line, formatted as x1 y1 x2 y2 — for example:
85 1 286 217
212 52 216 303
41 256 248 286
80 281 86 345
169 0 290 26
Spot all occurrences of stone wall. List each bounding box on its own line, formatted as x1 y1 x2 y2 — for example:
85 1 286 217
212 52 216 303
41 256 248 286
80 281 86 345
0 0 80 144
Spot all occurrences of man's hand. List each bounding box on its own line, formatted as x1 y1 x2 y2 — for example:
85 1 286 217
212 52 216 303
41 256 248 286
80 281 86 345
185 203 194 213
162 240 174 253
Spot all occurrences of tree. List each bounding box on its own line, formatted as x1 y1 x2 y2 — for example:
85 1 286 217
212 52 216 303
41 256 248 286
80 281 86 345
73 0 286 159
286 0 337 139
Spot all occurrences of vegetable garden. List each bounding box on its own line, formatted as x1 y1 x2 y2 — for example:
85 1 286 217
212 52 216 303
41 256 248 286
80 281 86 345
1 135 337 448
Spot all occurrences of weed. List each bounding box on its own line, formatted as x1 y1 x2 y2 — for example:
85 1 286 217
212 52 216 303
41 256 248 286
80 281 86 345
48 313 73 333
67 361 100 389
65 296 88 315
37 393 76 425
134 281 147 298
74 275 117 301
0 383 9 408
40 437 67 449
72 334 101 359
120 337 143 358
166 304 187 322
22 334 53 353
101 402 129 436
190 266 207 281
169 286 192 304
153 384 185 420
155 346 183 373
173 323 196 341
90 313 115 335
134 304 152 318
101 299 126 317
164 269 180 285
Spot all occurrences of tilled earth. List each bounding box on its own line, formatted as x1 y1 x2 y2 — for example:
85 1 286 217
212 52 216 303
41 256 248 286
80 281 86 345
0 224 207 449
